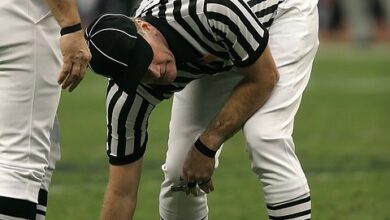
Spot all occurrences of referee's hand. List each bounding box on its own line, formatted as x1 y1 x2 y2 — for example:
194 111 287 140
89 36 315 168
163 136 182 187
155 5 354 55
58 30 91 92
182 145 215 196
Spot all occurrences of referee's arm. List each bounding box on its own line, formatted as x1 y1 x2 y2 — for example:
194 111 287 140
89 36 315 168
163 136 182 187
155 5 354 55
201 45 278 152
182 46 279 194
45 0 91 92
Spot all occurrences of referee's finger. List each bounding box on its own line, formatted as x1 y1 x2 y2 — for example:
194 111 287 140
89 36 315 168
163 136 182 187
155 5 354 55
188 185 198 196
68 77 82 92
185 176 197 196
68 64 86 92
199 179 214 194
187 181 197 188
62 62 83 90
58 58 72 85
61 71 76 90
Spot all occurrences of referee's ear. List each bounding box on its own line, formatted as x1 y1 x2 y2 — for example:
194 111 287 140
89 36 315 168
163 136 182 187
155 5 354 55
135 19 152 34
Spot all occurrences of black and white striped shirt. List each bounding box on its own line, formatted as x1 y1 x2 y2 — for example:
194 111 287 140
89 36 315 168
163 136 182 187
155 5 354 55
106 0 284 163
133 0 284 102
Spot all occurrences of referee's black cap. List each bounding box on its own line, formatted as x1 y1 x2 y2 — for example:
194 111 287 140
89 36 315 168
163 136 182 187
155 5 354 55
85 14 153 94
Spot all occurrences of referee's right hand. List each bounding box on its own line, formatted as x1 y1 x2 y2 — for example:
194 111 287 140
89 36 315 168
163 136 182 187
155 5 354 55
182 145 215 196
58 30 91 92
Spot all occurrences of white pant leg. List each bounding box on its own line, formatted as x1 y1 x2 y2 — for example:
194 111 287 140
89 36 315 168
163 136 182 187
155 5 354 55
36 116 61 220
160 0 319 218
159 72 241 220
244 0 319 203
0 0 61 203
40 116 61 193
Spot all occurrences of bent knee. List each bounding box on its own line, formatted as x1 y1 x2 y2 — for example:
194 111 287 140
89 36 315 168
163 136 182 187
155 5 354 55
161 162 183 184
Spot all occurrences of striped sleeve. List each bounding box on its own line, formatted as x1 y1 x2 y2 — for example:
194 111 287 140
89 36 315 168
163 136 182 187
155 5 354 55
205 0 269 67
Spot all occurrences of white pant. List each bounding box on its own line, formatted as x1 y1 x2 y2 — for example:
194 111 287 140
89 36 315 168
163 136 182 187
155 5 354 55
159 0 319 219
35 116 61 220
0 0 61 203
41 116 61 193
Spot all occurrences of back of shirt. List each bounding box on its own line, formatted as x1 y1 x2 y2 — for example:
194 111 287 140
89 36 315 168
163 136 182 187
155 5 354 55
134 0 283 101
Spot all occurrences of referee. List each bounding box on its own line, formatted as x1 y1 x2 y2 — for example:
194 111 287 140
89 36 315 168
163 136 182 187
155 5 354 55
85 0 319 218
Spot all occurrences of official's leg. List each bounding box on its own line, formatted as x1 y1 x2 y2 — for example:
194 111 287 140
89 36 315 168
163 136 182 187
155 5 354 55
160 0 319 219
36 116 61 220
159 72 242 220
101 159 144 220
242 0 319 219
0 1 61 219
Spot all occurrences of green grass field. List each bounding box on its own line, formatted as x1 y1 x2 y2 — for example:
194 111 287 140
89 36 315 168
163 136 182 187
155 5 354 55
49 43 390 219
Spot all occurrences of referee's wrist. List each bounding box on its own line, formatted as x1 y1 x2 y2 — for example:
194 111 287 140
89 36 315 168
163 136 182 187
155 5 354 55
194 137 217 158
60 23 82 36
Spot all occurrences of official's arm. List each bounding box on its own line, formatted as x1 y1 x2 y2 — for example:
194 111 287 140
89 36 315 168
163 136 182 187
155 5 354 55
45 0 91 92
182 46 279 194
201 46 278 150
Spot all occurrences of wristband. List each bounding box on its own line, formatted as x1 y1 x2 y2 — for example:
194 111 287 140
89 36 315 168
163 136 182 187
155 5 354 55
60 23 82 36
194 138 217 158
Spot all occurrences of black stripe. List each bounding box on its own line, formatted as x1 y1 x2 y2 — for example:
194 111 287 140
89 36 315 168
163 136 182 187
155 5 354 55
269 209 311 220
36 209 46 216
140 0 159 16
267 196 311 210
209 12 244 60
209 0 265 40
189 0 220 47
208 9 267 67
145 8 153 16
263 17 274 28
117 93 137 156
133 99 150 152
207 0 267 57
140 84 166 100
158 0 168 18
37 189 48 207
248 0 284 11
109 133 148 165
161 216 207 220
255 3 279 18
106 79 115 97
238 26 268 67
106 84 123 155
140 84 177 101
0 196 36 219
237 0 268 42
172 0 225 58
247 0 267 7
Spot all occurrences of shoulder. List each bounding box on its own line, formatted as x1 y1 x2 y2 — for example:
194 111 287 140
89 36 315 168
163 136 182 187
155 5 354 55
204 0 250 16
204 0 259 31
204 0 265 38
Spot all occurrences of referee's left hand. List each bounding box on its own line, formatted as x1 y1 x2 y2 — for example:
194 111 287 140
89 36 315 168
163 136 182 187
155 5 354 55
58 30 91 92
182 145 215 196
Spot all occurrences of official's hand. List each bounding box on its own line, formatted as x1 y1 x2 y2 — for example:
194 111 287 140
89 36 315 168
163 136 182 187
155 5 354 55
198 178 214 194
182 145 215 196
58 30 91 92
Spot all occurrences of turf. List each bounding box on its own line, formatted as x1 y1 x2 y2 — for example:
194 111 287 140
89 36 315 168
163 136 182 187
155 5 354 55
49 43 390 219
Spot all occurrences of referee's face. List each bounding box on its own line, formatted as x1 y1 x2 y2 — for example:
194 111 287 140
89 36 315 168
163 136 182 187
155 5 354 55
139 21 177 85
